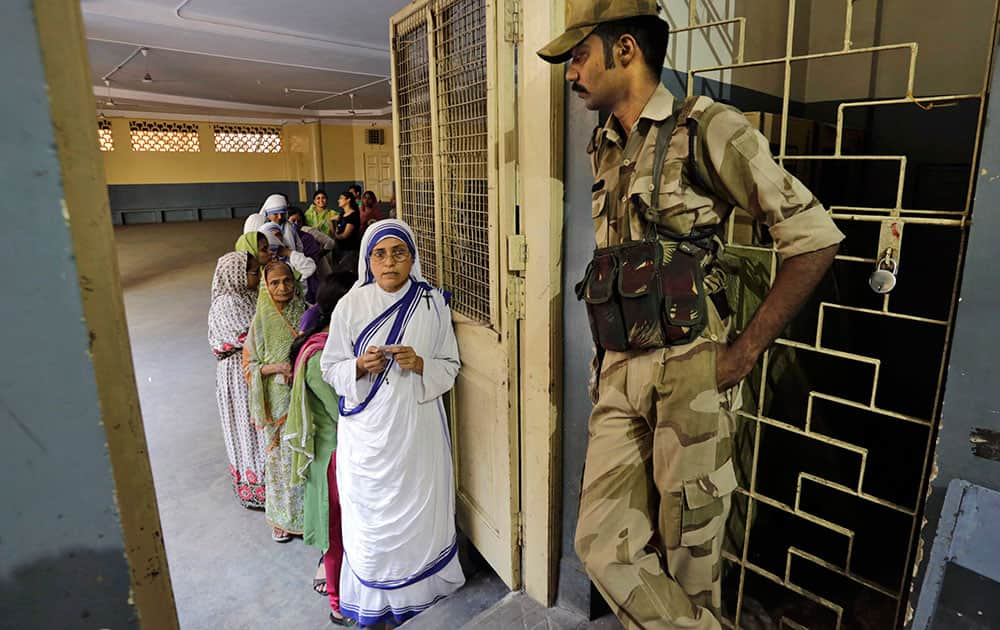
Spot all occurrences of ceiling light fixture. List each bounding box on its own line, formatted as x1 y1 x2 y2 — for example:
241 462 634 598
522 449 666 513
103 79 115 107
141 47 153 83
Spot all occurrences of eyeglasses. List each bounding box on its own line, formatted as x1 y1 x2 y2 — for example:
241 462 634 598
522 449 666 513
370 249 411 263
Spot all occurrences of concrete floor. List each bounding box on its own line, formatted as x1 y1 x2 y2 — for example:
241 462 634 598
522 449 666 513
117 219 513 629
119 219 335 630
115 219 618 630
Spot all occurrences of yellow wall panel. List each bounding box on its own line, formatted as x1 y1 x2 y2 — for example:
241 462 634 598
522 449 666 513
319 123 358 181
102 118 291 185
283 122 318 203
100 117 395 201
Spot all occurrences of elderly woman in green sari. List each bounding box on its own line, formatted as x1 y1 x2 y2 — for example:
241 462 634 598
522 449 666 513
243 260 308 542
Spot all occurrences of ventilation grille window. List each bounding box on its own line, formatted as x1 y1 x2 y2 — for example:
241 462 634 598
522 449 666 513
213 124 283 153
129 120 200 152
366 128 386 145
97 119 114 152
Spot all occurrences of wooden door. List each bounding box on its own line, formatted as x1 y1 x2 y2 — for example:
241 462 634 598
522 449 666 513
390 0 521 588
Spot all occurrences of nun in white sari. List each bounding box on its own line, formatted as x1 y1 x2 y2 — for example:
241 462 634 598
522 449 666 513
320 219 464 627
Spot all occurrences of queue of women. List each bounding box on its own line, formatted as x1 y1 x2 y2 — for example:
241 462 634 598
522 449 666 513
207 189 459 628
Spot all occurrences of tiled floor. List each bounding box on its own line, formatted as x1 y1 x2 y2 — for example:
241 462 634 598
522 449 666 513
454 593 621 630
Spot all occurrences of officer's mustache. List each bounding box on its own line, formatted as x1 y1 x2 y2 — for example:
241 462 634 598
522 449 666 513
571 83 589 94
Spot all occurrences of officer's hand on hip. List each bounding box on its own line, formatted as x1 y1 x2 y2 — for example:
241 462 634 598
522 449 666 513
715 342 755 392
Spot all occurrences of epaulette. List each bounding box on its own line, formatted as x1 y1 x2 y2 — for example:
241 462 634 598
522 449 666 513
676 95 716 126
674 95 719 194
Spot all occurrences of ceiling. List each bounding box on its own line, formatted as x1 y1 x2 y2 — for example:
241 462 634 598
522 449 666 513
82 0 412 121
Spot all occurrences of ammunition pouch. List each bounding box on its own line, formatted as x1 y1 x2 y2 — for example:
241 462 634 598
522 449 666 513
575 237 710 352
576 98 723 353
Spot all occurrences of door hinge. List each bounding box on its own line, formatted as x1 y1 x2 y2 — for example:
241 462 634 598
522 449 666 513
507 234 527 272
505 0 521 43
516 511 524 547
508 276 526 320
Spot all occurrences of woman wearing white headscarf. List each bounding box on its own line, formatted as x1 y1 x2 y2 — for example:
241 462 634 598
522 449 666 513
244 193 304 252
258 222 317 286
320 219 464 627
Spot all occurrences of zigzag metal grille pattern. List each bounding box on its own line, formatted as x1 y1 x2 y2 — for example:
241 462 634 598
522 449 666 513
213 124 283 153
664 1 1000 627
433 0 490 323
98 119 114 152
128 120 200 152
392 0 494 325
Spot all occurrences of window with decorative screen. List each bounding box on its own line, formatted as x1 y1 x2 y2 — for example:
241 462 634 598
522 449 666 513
213 124 283 153
97 119 114 152
129 120 200 152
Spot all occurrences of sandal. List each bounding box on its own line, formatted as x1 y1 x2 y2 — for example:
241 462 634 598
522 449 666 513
329 612 357 627
314 554 327 595
271 527 292 543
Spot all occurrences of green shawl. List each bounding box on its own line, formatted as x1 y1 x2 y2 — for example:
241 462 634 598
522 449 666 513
244 278 307 449
285 332 331 481
235 232 259 256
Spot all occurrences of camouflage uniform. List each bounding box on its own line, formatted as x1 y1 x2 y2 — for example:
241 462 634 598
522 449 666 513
577 87 844 629
539 3 845 629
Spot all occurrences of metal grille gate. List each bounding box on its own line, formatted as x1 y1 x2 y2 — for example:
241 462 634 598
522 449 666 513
667 1 1000 627
390 0 522 588
391 0 494 326
393 13 437 283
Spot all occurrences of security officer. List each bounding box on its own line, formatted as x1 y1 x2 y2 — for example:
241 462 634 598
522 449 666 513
538 2 845 628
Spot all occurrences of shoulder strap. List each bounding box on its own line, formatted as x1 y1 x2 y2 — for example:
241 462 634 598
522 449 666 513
685 116 709 192
681 96 724 194
649 96 686 206
647 95 719 244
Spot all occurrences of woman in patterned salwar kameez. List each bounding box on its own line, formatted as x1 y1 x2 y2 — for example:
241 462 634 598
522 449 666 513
208 251 266 508
243 260 308 542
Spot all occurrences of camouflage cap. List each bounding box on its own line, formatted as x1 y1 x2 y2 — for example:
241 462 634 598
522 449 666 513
536 0 664 64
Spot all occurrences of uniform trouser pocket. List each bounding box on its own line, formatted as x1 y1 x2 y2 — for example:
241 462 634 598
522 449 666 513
680 458 738 547
652 340 736 550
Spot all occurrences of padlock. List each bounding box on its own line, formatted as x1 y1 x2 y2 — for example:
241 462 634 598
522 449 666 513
869 249 899 294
